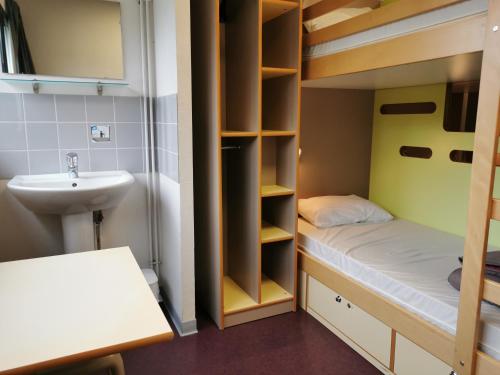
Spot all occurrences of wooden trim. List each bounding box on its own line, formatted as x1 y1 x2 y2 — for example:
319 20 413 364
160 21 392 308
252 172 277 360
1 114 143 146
304 0 465 46
224 295 293 316
224 300 293 327
221 131 259 137
496 153 500 166
303 0 353 21
454 1 500 372
2 332 173 375
491 198 500 220
216 0 225 330
258 0 264 305
302 14 486 81
389 329 397 372
483 279 500 306
298 249 500 374
293 0 304 313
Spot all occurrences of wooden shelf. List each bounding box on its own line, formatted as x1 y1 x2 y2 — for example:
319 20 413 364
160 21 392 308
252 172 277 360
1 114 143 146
262 130 296 137
262 67 297 80
261 184 294 197
224 276 258 314
261 221 294 244
261 275 293 304
221 131 258 137
262 0 299 23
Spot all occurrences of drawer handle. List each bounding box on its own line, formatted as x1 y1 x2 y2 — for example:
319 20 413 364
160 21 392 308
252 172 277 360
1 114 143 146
347 303 352 309
335 296 342 303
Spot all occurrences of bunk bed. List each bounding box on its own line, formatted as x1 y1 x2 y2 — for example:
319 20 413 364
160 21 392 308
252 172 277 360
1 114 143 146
297 1 500 375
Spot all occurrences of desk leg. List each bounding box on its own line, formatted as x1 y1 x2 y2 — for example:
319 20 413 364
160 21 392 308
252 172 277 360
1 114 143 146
41 353 125 375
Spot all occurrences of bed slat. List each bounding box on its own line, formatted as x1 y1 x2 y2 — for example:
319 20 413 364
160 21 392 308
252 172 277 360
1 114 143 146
483 279 500 306
491 199 500 220
303 0 353 21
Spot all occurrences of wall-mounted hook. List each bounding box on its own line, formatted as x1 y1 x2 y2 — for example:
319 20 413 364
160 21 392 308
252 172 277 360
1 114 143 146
97 83 103 96
32 81 40 94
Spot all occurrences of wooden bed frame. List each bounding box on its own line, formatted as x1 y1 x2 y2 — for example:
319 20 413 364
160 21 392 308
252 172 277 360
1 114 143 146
298 1 500 374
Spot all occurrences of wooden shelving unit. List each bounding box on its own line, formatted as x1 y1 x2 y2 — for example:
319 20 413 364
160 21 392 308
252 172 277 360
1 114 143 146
261 184 295 197
224 276 258 314
192 0 301 329
221 131 259 137
261 275 293 304
261 221 294 243
262 0 299 23
262 130 296 137
262 67 298 80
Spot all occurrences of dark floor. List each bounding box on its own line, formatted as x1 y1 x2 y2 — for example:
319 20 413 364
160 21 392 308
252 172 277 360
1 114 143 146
121 308 381 375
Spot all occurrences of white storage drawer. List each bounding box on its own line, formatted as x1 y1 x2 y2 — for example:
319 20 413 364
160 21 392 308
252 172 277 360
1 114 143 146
394 333 452 375
308 276 392 367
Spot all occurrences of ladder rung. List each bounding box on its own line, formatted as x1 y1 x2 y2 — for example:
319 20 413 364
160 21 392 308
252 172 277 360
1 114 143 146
491 199 500 220
483 279 500 306
496 153 500 166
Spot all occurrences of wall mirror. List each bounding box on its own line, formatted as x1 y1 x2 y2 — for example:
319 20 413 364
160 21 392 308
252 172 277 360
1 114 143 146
0 0 124 79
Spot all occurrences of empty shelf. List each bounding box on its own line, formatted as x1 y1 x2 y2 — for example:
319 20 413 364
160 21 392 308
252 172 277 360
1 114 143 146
261 275 293 304
262 0 299 23
261 184 294 197
261 221 294 244
262 130 296 137
221 131 258 137
262 67 297 80
224 276 258 314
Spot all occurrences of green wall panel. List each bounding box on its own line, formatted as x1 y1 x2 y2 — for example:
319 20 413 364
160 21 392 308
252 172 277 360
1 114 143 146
369 83 500 246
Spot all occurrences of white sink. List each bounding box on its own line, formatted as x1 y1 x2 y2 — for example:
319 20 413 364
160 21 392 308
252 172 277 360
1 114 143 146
8 171 135 253
7 171 135 215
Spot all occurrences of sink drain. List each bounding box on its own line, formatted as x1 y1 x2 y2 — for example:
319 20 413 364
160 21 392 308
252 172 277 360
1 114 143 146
72 183 77 188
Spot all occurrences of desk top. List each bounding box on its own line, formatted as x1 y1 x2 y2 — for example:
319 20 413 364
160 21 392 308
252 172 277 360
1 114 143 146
0 247 173 374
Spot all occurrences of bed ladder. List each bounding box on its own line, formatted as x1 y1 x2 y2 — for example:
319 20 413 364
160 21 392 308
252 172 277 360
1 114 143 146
453 1 500 374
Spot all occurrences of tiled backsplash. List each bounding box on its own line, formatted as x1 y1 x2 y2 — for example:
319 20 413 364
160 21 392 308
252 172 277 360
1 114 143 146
155 94 179 182
0 93 145 179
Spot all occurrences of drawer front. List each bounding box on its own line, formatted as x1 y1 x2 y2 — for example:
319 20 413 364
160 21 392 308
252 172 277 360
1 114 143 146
308 276 391 367
394 333 452 375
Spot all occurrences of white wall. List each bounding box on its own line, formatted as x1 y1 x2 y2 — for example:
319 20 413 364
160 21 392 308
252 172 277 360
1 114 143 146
0 0 144 96
153 0 196 334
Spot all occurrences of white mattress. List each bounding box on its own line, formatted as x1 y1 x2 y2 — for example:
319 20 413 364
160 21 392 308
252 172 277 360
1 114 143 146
298 218 500 360
304 0 488 60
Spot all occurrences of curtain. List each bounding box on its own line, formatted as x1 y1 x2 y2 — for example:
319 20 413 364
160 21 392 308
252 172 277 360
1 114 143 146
0 5 8 73
3 0 35 74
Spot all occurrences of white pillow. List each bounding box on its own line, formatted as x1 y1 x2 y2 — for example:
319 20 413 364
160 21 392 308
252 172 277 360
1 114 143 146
298 195 393 228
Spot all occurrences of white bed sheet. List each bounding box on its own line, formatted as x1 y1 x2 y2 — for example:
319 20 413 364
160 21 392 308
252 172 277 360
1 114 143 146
298 218 500 359
304 0 488 60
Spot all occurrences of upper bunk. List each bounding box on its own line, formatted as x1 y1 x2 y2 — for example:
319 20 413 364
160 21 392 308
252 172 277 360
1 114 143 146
302 0 489 87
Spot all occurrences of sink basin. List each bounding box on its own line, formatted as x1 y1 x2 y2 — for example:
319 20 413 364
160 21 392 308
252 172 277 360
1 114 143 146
7 171 135 215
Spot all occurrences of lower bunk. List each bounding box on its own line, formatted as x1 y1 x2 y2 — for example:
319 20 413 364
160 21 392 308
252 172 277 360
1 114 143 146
297 218 500 374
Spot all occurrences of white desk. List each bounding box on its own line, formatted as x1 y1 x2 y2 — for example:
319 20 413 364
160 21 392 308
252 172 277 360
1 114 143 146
0 247 173 374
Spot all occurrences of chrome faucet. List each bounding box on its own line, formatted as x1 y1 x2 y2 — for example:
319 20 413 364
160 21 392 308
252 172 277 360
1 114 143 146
66 152 79 179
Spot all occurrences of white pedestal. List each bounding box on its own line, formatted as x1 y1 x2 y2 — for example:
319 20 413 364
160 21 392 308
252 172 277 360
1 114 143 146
62 212 95 253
